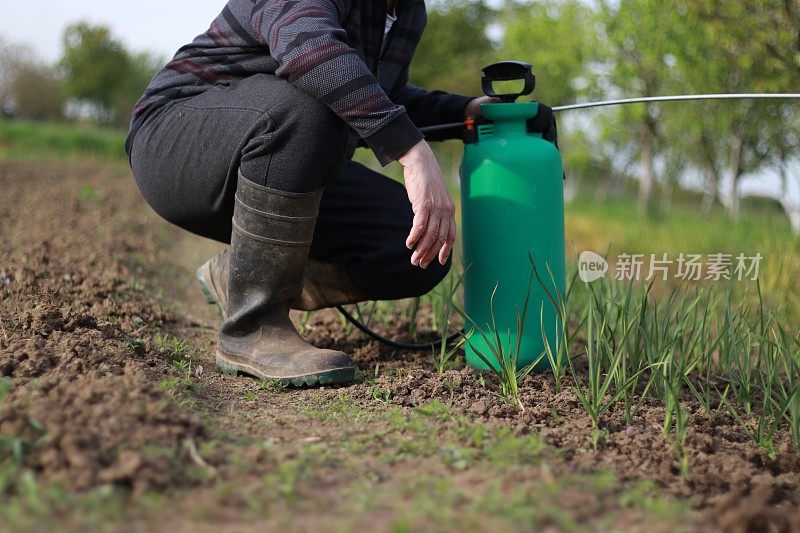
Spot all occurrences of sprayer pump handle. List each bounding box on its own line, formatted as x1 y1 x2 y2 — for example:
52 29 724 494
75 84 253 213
481 61 536 103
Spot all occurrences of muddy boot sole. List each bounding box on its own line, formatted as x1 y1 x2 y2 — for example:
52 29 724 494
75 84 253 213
196 263 227 320
215 350 356 387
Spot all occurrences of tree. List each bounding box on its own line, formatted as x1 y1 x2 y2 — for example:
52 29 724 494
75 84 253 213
499 0 599 193
662 1 800 219
410 0 494 95
0 39 64 121
500 0 597 107
60 22 134 123
598 0 683 216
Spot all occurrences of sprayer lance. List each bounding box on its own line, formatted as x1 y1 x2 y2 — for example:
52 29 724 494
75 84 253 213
419 93 800 135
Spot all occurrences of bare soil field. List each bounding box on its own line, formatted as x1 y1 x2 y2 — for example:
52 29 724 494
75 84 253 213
1 159 798 531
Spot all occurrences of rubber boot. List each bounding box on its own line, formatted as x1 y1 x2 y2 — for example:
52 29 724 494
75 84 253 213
294 260 370 311
197 253 370 317
214 174 356 386
196 249 230 319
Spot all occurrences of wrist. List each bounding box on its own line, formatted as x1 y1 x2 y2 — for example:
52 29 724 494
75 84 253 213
465 98 479 118
398 140 432 167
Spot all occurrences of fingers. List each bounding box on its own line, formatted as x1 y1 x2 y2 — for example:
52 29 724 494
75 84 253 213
405 208 427 250
409 199 456 269
417 215 449 269
410 211 440 268
438 215 457 266
399 144 457 269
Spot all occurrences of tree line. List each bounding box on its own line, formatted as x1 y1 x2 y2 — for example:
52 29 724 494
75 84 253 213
411 0 799 225
1 1 798 227
0 22 161 126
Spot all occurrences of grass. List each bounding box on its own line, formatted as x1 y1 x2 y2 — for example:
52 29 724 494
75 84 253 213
566 193 800 323
0 118 128 161
0 378 46 497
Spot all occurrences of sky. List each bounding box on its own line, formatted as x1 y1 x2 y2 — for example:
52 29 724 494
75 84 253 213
0 0 225 63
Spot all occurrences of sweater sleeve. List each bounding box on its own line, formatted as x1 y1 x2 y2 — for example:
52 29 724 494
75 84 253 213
254 0 422 164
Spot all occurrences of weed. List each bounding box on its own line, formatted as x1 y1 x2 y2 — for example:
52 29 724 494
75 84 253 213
483 429 547 467
414 400 454 421
368 385 392 403
242 390 257 402
259 378 288 394
153 332 189 360
0 380 46 495
302 395 364 422
587 427 609 451
298 311 312 335
76 185 101 202
171 358 191 377
157 377 180 393
0 376 11 400
131 278 146 292
122 337 145 351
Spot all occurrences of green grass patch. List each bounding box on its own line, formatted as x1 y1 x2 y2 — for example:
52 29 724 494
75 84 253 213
0 118 127 161
566 193 800 322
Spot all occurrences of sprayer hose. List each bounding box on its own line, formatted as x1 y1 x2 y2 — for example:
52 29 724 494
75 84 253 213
336 305 464 351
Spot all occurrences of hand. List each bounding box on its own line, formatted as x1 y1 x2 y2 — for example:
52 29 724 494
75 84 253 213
398 140 456 269
465 96 500 118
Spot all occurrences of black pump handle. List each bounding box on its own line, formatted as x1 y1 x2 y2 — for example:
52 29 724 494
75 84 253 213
481 61 536 102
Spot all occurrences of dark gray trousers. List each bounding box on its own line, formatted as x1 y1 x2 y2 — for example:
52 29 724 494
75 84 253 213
130 74 450 300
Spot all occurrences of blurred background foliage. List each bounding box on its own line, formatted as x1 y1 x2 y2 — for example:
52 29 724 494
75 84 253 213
0 0 798 228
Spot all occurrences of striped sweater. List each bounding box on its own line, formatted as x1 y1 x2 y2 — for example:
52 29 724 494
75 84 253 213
128 0 473 164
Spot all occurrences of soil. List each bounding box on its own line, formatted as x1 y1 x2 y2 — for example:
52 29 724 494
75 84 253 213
1 158 798 531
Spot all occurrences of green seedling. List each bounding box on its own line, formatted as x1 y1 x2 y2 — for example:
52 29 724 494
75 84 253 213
243 390 257 402
663 387 690 476
153 332 190 360
533 263 577 394
587 427 609 451
407 296 421 338
455 264 539 411
259 378 288 394
298 311 312 335
567 301 661 429
368 385 392 403
432 270 467 374
76 184 101 202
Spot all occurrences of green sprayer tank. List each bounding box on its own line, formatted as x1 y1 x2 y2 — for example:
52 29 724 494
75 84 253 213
459 61 566 372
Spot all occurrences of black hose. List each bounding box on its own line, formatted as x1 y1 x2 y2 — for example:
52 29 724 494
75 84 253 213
336 304 464 351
